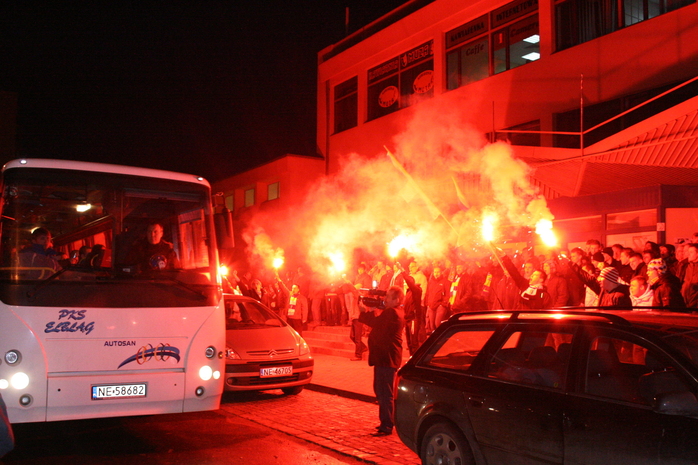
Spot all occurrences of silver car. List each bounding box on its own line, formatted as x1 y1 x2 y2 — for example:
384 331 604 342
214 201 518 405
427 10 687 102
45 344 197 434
223 294 313 394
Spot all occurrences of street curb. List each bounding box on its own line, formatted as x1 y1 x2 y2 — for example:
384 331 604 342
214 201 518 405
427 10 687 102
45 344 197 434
307 383 376 404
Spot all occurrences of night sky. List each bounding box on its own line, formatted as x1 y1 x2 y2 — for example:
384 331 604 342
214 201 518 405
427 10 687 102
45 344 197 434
0 1 407 182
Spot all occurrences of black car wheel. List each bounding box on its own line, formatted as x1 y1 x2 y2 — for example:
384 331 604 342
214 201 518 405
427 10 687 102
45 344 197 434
281 386 304 395
420 422 473 465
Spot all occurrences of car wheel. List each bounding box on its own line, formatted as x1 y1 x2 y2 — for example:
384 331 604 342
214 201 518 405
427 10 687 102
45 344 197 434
281 386 304 395
420 422 474 465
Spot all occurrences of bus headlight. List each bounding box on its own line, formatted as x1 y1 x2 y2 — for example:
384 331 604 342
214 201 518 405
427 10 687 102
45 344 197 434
5 350 21 365
199 365 213 381
11 372 29 390
0 379 8 389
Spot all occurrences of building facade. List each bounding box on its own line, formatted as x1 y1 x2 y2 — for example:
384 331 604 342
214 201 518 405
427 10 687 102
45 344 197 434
211 154 325 267
317 0 698 249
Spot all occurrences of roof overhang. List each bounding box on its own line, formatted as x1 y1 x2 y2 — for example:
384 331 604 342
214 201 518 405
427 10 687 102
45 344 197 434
516 94 698 198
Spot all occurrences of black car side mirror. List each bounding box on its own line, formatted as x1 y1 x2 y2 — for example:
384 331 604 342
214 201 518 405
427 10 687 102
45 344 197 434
654 391 698 416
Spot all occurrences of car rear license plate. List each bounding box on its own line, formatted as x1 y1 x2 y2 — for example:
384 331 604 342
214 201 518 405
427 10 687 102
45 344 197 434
92 383 147 400
260 366 292 377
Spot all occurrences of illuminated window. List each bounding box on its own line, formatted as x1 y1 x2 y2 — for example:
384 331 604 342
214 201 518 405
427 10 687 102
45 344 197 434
267 182 279 201
334 77 358 134
367 41 433 122
225 195 233 212
244 188 255 207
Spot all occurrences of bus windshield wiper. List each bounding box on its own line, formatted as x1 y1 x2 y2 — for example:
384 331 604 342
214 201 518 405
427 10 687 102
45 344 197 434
27 267 70 299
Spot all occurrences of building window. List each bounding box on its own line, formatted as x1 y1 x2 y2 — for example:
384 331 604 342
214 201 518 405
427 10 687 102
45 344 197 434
244 188 255 207
493 15 540 74
606 209 657 230
446 36 489 90
367 40 433 122
555 0 694 51
267 182 279 201
225 195 234 212
446 0 539 91
334 77 358 133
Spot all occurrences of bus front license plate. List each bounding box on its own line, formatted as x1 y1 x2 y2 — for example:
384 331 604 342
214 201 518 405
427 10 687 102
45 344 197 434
92 383 147 400
260 366 292 378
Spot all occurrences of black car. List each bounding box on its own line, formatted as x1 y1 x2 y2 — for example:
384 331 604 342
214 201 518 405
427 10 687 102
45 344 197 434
395 310 698 465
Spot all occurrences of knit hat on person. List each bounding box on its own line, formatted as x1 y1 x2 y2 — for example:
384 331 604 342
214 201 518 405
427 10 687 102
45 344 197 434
647 258 667 275
599 267 620 284
591 252 605 263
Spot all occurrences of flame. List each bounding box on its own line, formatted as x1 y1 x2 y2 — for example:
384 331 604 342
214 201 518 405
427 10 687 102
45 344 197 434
536 219 558 247
272 256 284 269
481 211 498 243
328 251 346 275
388 233 418 258
218 265 229 277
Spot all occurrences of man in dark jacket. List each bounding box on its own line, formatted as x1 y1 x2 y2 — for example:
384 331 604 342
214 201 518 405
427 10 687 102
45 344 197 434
358 286 405 436
499 252 548 309
559 248 586 306
397 262 423 355
543 260 569 308
425 265 450 332
125 222 180 271
647 258 686 309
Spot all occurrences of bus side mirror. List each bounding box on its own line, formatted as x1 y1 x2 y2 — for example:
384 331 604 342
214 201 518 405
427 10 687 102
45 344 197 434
214 208 234 250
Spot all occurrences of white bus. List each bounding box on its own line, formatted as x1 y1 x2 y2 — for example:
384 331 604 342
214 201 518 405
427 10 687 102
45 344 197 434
0 159 230 423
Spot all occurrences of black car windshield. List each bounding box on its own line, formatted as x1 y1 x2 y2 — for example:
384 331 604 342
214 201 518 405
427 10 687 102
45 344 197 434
225 298 285 330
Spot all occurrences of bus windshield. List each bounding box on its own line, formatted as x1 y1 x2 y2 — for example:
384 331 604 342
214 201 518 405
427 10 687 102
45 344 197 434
0 166 220 307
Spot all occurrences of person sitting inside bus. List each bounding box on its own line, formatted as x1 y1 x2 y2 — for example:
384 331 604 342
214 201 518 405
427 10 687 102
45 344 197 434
125 222 180 271
18 227 63 278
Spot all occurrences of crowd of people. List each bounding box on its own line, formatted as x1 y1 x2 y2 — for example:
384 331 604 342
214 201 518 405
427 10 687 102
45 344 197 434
227 233 698 350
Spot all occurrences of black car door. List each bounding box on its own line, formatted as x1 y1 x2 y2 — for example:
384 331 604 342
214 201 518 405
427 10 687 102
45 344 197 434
464 323 573 465
563 328 698 465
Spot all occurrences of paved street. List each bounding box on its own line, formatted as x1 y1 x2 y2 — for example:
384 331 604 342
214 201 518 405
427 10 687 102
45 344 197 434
221 389 419 465
221 351 420 465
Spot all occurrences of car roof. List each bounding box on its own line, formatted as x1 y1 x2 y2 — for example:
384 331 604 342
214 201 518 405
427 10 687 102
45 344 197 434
449 309 698 330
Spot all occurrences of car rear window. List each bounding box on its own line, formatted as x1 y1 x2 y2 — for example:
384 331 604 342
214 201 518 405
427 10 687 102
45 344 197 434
420 329 495 372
